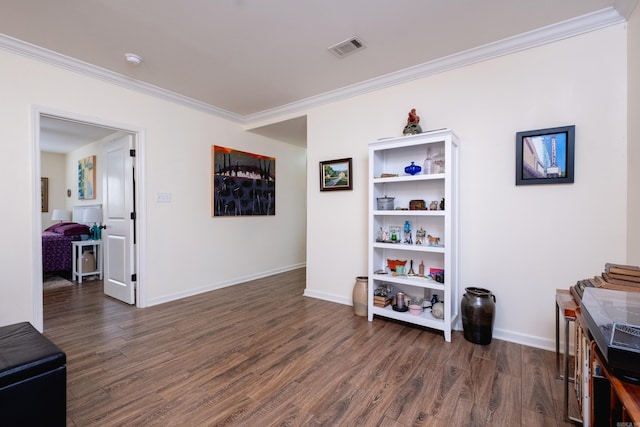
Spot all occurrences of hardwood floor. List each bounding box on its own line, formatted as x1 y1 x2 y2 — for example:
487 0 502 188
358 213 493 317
43 268 579 426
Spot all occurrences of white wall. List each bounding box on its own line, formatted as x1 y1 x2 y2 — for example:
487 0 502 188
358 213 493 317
305 24 628 349
0 49 307 328
65 137 108 212
40 152 66 230
41 136 114 229
628 5 640 264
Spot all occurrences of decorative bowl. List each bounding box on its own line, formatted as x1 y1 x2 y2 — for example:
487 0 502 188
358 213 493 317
408 304 422 315
387 259 407 272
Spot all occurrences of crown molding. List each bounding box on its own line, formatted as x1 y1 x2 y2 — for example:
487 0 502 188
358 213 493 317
614 0 639 19
246 6 628 124
0 34 244 123
0 6 629 127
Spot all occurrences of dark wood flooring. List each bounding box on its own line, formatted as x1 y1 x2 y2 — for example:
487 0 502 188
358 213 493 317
43 268 580 426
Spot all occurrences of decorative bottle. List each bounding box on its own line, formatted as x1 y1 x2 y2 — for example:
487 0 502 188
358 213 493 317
404 162 421 175
432 151 445 174
423 148 433 175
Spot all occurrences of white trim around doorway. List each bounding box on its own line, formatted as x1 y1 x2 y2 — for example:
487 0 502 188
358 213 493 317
31 105 147 331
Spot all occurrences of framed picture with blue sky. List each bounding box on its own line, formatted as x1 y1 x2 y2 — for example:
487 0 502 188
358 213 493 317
515 125 575 185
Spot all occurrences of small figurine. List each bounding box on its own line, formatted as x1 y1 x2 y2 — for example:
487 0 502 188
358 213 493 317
402 108 423 135
415 227 426 245
407 259 416 276
427 235 440 247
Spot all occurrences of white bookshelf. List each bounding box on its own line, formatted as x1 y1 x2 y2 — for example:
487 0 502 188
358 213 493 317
367 129 459 342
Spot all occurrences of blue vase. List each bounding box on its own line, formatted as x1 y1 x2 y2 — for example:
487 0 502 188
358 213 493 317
404 162 421 175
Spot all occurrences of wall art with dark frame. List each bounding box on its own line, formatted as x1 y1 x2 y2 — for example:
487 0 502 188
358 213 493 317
319 158 353 191
515 125 575 185
211 145 276 216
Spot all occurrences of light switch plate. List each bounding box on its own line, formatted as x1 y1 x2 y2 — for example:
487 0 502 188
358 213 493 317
155 192 171 203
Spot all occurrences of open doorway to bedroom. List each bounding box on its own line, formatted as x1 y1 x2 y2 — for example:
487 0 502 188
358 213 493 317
35 108 146 331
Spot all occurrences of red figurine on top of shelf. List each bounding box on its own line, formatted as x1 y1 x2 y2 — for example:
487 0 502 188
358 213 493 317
403 108 423 135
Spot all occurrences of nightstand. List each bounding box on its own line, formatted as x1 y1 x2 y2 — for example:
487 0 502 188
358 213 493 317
71 240 102 284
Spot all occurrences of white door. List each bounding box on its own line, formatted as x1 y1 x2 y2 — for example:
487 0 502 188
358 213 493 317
103 134 136 304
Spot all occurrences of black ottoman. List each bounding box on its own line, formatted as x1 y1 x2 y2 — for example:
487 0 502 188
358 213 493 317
0 322 66 426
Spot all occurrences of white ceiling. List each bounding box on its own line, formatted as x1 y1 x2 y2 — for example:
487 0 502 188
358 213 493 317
39 116 120 154
2 0 636 150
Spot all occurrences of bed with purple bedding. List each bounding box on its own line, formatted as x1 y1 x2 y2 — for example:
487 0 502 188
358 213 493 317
42 222 90 273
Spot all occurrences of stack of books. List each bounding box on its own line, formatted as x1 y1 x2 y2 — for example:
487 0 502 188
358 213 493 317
373 295 391 308
573 263 640 299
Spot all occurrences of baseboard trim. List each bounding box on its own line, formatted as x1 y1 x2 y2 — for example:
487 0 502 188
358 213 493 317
491 328 555 352
302 289 557 351
302 289 351 306
146 263 306 307
148 265 557 351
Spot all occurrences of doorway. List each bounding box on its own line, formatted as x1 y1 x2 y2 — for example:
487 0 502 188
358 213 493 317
33 107 146 331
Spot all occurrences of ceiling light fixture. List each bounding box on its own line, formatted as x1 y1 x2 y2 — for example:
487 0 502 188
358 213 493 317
124 53 142 65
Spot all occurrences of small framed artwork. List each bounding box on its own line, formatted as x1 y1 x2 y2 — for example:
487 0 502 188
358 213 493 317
41 177 48 212
319 158 352 191
516 125 575 185
78 155 97 199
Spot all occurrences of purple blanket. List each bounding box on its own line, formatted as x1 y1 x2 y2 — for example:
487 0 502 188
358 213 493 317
42 222 90 273
42 232 74 272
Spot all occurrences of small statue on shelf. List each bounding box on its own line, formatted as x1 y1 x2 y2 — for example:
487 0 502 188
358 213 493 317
403 220 412 244
415 227 426 245
407 259 416 276
402 108 423 135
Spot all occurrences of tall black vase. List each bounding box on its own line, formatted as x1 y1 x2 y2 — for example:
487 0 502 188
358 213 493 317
461 287 496 345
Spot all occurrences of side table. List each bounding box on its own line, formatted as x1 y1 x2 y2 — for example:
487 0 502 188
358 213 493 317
555 288 581 423
71 240 102 284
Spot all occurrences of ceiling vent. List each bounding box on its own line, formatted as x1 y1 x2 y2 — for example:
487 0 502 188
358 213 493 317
328 36 366 58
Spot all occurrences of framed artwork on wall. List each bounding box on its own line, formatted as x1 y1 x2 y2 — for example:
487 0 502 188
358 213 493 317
211 145 276 216
516 125 575 185
319 158 353 191
41 177 48 212
78 155 96 199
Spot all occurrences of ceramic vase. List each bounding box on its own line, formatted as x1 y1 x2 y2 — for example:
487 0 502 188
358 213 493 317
352 276 368 317
461 287 496 344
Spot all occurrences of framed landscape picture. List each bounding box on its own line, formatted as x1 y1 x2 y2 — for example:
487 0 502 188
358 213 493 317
516 125 575 185
319 158 352 191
